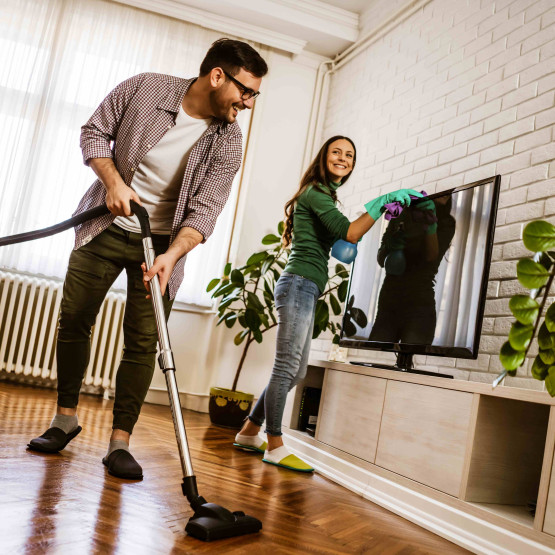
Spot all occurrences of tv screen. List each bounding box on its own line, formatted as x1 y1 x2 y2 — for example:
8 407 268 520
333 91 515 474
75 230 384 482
339 175 500 374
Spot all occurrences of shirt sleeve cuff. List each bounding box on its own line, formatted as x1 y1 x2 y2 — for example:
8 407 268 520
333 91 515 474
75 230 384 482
81 143 114 166
179 218 211 244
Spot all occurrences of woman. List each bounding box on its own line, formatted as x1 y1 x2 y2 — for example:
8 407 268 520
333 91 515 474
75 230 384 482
234 135 421 472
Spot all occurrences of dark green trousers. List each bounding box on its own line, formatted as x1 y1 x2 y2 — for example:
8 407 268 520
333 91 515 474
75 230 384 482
56 224 173 433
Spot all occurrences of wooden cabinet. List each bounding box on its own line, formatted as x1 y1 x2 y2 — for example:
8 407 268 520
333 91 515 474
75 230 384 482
283 360 555 553
375 381 473 496
316 370 386 463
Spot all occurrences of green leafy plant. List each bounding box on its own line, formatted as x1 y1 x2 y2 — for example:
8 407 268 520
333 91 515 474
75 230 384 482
498 220 555 394
206 222 367 392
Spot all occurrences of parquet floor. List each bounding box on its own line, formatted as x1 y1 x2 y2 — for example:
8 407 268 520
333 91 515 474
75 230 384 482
0 382 469 554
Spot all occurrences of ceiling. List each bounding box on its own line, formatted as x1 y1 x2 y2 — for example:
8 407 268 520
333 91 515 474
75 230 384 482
117 0 377 58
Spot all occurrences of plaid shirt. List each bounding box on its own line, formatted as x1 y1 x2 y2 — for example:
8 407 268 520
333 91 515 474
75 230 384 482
75 73 243 300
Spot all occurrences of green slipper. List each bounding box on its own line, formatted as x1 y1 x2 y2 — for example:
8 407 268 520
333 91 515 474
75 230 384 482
233 441 267 454
262 452 314 473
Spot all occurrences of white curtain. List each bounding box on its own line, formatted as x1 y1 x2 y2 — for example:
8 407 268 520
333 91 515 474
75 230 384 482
0 0 252 306
434 183 494 348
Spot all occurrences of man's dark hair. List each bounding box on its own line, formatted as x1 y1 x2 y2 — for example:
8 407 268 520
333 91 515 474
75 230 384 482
199 38 268 78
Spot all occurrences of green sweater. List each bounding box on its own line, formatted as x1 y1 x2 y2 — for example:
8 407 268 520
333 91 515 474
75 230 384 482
284 182 351 294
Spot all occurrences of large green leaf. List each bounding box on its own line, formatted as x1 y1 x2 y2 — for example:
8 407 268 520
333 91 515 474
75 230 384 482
213 282 235 298
523 220 555 253
263 278 273 296
247 292 264 312
329 293 341 315
546 303 555 333
223 262 232 276
538 322 555 350
218 296 238 311
508 322 534 351
531 355 549 380
315 300 329 327
539 348 555 365
261 256 275 275
245 308 261 331
206 278 220 292
517 258 550 289
230 269 244 285
335 264 349 278
508 295 540 325
234 330 249 345
338 281 348 303
253 328 263 343
226 313 238 328
277 220 285 236
263 290 273 307
246 251 268 266
545 367 555 397
261 233 281 245
499 341 525 370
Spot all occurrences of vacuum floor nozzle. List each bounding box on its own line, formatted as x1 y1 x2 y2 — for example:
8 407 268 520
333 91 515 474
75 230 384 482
185 502 262 541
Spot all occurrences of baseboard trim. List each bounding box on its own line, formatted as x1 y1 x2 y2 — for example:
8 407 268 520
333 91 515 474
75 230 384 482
145 387 209 413
284 431 555 555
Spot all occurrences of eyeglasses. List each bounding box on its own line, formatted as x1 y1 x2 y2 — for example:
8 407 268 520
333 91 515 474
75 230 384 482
222 69 260 101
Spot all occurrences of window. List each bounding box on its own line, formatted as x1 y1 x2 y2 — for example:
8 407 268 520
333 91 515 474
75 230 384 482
0 0 252 306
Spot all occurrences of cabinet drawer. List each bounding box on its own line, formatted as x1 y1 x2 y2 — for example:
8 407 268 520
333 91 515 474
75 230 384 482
316 370 386 463
375 381 473 496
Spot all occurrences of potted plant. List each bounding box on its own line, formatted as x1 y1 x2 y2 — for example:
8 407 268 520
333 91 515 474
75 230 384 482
206 221 367 428
497 220 555 393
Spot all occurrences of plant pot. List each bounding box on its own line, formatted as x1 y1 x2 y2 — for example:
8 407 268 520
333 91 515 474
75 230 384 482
208 387 254 429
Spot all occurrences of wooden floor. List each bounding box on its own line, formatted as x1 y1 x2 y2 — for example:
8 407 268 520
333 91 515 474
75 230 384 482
0 382 469 554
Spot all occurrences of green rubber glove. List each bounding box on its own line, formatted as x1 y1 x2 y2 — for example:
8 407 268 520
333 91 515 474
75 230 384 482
364 189 423 221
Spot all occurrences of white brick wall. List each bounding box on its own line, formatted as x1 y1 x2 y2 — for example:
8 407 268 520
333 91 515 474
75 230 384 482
317 0 555 389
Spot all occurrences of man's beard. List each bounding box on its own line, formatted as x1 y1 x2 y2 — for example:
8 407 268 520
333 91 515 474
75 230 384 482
209 89 234 123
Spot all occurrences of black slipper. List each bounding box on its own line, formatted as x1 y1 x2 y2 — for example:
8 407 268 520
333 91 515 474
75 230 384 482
102 449 143 480
28 426 82 453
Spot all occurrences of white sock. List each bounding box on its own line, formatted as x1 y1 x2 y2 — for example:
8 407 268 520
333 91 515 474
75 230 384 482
235 433 265 449
264 445 290 463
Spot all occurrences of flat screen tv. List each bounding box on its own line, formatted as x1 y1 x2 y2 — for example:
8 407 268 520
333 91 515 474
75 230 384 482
339 175 501 378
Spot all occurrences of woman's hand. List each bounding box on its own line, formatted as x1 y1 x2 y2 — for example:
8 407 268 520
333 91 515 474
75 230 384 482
364 189 423 221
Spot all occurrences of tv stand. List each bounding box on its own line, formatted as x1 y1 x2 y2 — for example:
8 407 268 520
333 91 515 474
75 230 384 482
350 353 453 379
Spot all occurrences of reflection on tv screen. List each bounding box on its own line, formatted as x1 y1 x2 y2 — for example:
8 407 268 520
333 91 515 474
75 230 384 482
341 180 497 354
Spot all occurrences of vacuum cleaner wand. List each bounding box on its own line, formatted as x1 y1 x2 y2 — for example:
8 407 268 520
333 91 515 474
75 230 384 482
129 201 262 541
0 201 262 542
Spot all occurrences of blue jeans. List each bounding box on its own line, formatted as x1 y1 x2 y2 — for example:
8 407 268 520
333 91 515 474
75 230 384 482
248 272 319 436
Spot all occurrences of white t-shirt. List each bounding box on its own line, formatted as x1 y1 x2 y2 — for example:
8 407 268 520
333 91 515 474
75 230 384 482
114 106 212 234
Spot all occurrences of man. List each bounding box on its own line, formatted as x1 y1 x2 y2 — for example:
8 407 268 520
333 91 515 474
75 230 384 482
28 38 268 480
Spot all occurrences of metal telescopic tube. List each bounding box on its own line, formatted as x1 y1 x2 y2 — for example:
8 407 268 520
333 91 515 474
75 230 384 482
143 237 195 478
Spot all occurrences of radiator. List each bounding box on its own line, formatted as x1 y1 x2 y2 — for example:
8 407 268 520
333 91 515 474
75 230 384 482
0 271 125 393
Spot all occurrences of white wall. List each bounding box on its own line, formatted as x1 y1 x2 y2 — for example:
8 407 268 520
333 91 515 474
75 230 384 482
147 49 321 408
309 0 555 390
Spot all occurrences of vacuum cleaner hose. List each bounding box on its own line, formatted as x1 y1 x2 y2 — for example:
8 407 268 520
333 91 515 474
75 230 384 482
0 204 110 247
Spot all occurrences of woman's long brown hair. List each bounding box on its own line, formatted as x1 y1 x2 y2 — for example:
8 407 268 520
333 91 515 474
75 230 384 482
282 135 356 247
